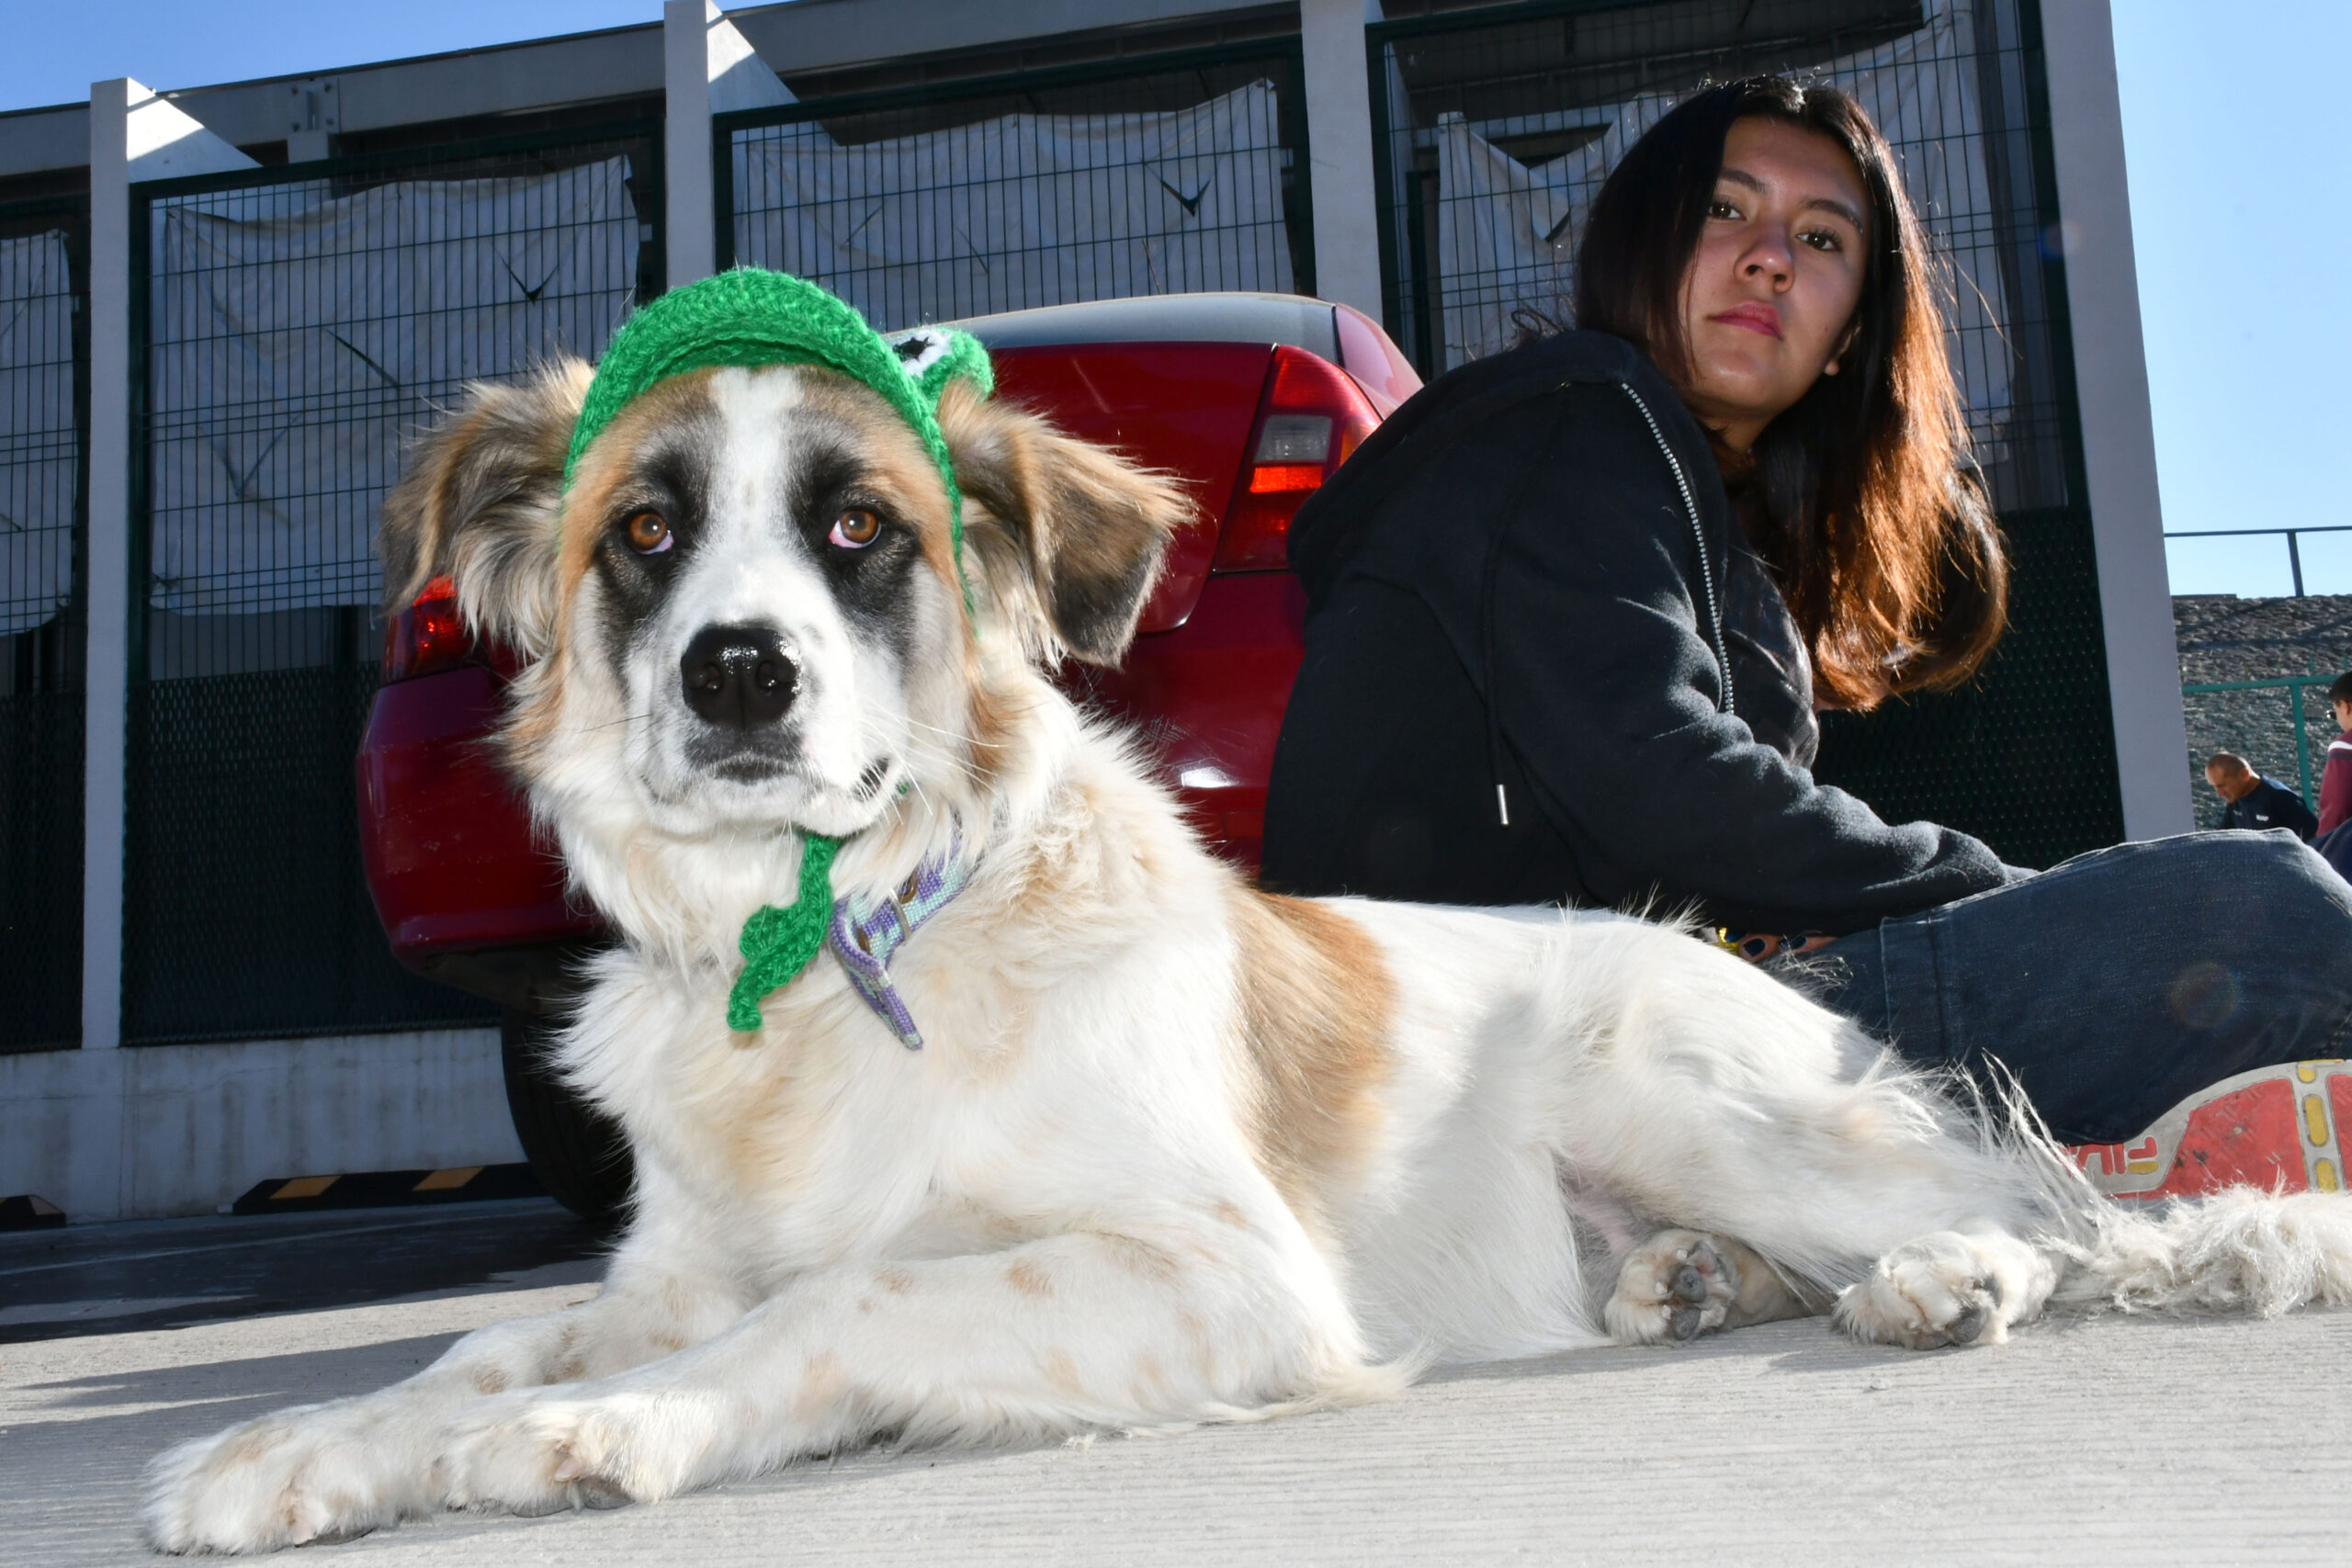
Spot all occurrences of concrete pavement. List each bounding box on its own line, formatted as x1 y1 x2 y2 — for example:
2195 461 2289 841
4 1200 2348 1565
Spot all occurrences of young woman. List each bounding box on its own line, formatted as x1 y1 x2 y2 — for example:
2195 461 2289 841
1261 76 2352 1145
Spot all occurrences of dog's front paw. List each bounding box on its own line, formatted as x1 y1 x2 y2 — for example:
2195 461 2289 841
435 1393 671 1518
1836 1232 2018 1349
145 1403 401 1554
1606 1230 1740 1344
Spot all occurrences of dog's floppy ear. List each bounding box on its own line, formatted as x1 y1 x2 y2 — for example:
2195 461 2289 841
938 380 1191 666
379 360 591 660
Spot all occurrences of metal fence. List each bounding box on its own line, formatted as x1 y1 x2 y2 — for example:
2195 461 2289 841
2182 675 2337 832
123 124 661 1044
718 40 1315 329
0 195 87 1052
1368 0 2113 870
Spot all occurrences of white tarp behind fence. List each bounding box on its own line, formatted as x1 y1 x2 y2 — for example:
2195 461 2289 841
1430 1 2010 441
1 230 76 637
734 81 1294 330
147 158 639 615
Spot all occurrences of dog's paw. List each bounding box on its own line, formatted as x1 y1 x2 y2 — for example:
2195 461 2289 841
435 1393 662 1518
1606 1230 1741 1345
144 1403 401 1554
1836 1231 2023 1349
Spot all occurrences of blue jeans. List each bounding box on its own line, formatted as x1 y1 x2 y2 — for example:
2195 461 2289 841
1804 831 2352 1144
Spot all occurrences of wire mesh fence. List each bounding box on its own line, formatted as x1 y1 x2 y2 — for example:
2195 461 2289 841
1373 0 2065 510
123 126 660 1044
1370 0 2113 869
720 42 1314 330
0 196 87 1052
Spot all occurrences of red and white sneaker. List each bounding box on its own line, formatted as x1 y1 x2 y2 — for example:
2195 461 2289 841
2067 1060 2351 1201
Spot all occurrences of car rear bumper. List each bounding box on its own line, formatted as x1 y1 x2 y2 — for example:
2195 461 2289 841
1083 570 1306 874
356 664 603 992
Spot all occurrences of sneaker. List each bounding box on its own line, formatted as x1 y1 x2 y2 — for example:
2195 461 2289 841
2067 1060 2350 1201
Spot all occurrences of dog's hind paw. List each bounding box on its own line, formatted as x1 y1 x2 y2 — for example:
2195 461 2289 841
1605 1230 1741 1345
1835 1231 2032 1349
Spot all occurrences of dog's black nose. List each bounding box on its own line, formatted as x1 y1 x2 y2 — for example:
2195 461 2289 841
679 624 798 730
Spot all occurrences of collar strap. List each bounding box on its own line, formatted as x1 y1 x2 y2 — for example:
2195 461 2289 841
827 828 973 1050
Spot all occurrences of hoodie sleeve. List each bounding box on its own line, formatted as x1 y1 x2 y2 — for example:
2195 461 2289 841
2320 739 2352 836
1453 386 2013 934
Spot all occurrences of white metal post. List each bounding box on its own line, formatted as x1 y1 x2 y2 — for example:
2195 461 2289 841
2041 2 2193 842
666 1 791 289
1298 0 1384 318
81 83 132 1053
663 1 717 288
81 81 256 1053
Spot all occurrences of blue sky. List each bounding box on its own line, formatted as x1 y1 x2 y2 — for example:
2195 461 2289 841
2114 0 2351 595
3 3 2341 597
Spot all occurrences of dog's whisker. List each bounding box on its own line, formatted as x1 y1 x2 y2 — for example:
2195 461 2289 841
584 709 657 734
910 750 985 790
900 715 982 747
896 730 987 791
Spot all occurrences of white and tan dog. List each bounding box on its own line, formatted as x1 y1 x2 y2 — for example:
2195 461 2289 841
149 343 2352 1552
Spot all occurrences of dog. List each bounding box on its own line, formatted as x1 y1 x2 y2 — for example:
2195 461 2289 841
148 323 2352 1553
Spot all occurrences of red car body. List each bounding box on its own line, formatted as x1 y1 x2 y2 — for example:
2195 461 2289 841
356 294 1420 1008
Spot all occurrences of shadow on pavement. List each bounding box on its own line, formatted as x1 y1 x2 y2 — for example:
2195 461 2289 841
0 1199 606 1345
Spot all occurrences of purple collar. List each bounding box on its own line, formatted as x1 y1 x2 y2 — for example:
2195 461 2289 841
825 829 971 1050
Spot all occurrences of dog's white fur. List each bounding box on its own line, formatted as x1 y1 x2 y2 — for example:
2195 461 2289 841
148 361 2352 1553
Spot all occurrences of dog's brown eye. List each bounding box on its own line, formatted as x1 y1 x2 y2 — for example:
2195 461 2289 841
624 512 671 555
831 508 881 549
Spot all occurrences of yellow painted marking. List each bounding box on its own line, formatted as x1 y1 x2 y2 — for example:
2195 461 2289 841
2317 1160 2341 1193
413 1167 482 1192
272 1176 336 1200
2305 1095 2331 1148
2297 1062 2318 1083
2127 1160 2160 1175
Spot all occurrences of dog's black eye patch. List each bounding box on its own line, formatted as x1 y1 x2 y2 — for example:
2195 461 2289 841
590 426 718 675
786 442 923 644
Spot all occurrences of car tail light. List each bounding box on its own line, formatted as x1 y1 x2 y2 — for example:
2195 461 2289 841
379 575 473 684
1214 345 1381 572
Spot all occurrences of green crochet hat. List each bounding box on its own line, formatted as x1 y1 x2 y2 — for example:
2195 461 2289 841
563 269 994 1036
563 267 994 571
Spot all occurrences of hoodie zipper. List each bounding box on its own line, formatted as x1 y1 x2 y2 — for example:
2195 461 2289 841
1617 382 1734 717
1484 380 1735 829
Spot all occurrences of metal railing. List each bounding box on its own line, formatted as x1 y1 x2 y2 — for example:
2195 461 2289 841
2165 525 2352 599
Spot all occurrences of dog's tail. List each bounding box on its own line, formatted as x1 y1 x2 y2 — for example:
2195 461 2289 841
1972 1066 2352 1320
2052 1186 2352 1317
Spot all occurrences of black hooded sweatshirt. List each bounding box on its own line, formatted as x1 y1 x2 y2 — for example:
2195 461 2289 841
1260 329 2013 935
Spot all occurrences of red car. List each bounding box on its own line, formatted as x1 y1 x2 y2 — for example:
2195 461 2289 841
356 292 1422 1216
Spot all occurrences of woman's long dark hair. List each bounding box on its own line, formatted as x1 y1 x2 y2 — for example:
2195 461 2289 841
1575 76 2007 709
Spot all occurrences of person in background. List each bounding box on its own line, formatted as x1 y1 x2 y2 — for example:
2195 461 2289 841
2317 671 2352 836
2205 751 2316 840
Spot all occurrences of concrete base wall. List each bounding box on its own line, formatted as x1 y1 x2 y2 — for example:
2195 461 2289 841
0 1029 523 1223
